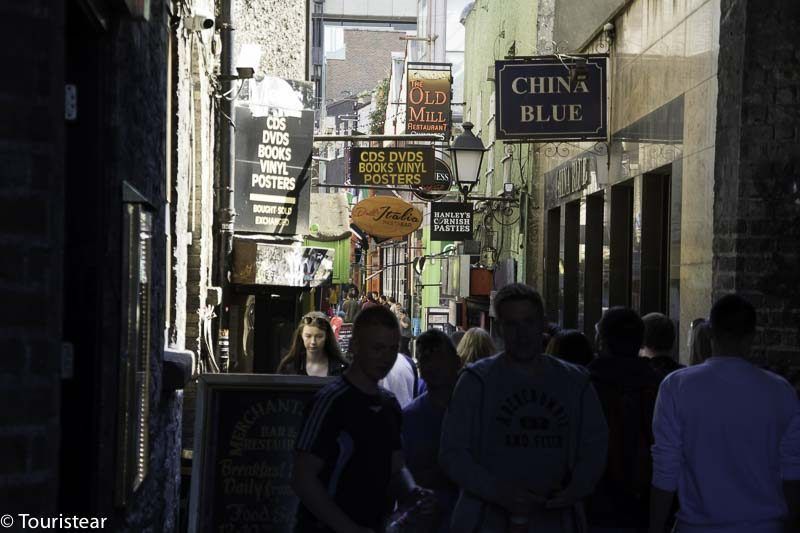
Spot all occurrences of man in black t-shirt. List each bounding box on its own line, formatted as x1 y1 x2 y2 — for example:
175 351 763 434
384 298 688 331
292 305 432 533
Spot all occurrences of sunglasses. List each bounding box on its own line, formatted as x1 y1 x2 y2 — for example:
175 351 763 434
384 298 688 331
301 316 328 326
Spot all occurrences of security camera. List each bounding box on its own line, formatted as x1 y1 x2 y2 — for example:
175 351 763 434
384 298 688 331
603 22 615 39
185 13 214 31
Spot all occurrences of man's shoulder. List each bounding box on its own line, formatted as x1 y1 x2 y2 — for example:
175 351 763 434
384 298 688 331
309 376 351 406
459 354 502 383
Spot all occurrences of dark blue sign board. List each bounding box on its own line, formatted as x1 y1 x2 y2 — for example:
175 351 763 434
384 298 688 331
495 55 607 141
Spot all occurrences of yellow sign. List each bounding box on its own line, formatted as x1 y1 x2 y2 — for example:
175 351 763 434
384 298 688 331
349 147 435 186
351 196 423 239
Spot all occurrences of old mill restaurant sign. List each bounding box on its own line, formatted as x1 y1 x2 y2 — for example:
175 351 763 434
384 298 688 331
495 54 607 141
350 196 422 239
406 63 452 139
349 147 435 187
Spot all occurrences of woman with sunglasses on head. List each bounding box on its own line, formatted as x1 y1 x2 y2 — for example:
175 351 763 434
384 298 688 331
277 314 349 377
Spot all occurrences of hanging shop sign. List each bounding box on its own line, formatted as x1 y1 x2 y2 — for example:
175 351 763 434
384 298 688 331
349 147 436 187
231 239 334 287
406 63 452 139
412 155 454 202
430 202 473 241
495 55 607 141
350 196 423 239
543 153 608 208
350 146 436 187
233 78 314 235
188 374 331 533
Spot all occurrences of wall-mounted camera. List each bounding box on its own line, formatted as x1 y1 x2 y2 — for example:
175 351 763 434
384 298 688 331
185 13 215 31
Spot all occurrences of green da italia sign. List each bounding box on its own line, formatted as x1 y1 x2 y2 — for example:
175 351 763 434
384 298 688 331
495 55 607 141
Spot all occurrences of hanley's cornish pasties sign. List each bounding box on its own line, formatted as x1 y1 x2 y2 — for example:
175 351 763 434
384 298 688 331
495 55 607 141
350 196 422 239
431 202 473 241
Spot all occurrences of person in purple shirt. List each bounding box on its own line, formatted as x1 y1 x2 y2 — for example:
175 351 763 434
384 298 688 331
649 294 800 533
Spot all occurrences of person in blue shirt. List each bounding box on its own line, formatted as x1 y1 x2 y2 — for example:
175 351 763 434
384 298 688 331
402 329 462 532
649 294 800 533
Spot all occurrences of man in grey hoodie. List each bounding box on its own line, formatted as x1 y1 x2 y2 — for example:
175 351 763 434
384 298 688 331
439 283 608 532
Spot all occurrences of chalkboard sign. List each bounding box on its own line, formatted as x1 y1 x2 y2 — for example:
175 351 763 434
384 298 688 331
189 374 332 533
338 323 353 354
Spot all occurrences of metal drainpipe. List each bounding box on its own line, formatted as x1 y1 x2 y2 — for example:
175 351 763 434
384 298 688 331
215 0 236 372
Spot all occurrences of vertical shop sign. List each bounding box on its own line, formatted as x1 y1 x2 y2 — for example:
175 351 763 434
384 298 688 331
234 79 314 235
406 63 452 139
495 55 607 141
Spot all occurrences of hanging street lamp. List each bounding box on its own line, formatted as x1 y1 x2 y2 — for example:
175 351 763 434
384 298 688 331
448 122 487 201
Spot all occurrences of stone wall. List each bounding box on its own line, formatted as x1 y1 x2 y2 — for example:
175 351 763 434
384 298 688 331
234 0 308 81
713 0 800 370
0 0 64 512
172 0 217 360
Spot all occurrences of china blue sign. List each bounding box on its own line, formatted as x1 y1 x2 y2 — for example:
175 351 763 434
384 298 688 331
495 55 607 141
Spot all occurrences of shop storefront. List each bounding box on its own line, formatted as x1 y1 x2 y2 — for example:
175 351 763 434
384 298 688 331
534 0 721 356
542 99 683 341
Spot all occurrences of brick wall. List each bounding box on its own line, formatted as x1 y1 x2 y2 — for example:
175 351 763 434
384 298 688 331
325 29 406 102
0 0 64 512
714 0 800 372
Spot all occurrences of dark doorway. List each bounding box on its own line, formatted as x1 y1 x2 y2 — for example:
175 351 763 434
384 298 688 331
562 201 580 328
252 289 303 373
583 192 604 339
640 169 672 315
545 207 561 322
609 181 634 307
61 1 108 514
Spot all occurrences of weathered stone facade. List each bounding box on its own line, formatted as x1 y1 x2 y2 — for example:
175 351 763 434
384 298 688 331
171 0 217 361
234 0 308 81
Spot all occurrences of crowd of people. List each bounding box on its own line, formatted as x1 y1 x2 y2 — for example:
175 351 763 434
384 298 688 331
286 283 800 533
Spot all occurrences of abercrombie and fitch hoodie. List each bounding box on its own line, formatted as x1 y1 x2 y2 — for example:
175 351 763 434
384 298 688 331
439 353 608 532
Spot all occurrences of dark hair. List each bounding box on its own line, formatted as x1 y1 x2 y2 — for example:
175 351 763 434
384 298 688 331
597 307 644 358
546 329 594 366
710 294 756 341
352 304 399 347
347 288 357 299
277 314 345 374
689 318 713 365
416 329 458 362
493 283 544 322
642 313 676 353
449 329 466 348
388 296 397 304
